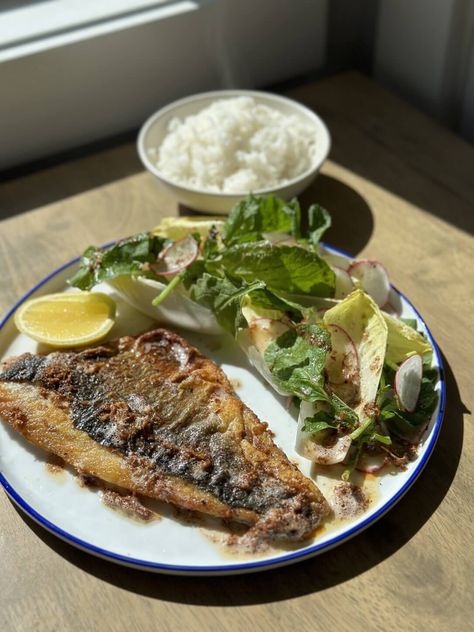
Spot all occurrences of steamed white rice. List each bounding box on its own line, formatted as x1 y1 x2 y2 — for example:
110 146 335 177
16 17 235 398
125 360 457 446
154 97 318 193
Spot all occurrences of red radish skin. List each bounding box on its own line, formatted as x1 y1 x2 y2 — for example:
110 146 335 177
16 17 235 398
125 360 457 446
326 323 359 385
394 354 423 412
334 266 355 299
153 236 198 277
348 259 390 307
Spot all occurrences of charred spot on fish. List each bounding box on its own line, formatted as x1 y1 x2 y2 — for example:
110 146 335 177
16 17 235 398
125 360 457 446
0 353 45 383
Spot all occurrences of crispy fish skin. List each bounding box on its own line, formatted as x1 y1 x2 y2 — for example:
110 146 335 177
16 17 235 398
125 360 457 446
0 329 329 541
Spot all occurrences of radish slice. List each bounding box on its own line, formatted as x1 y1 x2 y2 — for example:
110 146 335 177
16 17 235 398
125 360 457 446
305 434 352 465
334 266 355 299
394 354 423 412
356 453 387 474
348 260 390 307
152 236 198 277
318 247 352 270
325 323 359 385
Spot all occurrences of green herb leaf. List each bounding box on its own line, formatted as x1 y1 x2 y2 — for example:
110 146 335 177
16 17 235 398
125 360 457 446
377 361 438 439
69 233 165 290
223 195 301 245
218 242 335 298
330 393 359 427
308 204 331 246
371 432 392 445
202 226 220 259
302 411 337 434
264 324 331 400
190 273 265 335
247 288 305 321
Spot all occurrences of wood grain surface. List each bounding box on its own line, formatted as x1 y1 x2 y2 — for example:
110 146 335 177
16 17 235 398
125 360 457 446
0 72 472 632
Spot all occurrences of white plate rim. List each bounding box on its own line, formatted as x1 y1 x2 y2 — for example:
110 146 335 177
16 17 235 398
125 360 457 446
0 244 446 576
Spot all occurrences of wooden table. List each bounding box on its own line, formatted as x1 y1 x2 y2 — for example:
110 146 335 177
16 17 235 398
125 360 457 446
0 72 472 632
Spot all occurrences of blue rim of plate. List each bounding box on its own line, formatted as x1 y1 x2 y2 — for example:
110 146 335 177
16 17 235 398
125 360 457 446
0 244 446 576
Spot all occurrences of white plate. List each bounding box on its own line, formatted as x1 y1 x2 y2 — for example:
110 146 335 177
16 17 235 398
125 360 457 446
0 248 445 576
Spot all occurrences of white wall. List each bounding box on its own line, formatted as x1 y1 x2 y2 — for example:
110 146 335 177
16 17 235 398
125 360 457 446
374 0 474 140
0 0 328 170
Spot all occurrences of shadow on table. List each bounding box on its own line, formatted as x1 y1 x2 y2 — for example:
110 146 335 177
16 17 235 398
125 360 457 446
301 173 374 255
179 173 375 257
11 352 465 604
330 143 474 237
0 134 140 221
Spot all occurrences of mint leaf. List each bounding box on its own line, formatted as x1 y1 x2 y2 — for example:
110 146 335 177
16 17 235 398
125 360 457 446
218 242 335 298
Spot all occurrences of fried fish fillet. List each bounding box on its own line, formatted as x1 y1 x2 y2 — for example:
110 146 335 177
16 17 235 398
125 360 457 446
0 329 329 542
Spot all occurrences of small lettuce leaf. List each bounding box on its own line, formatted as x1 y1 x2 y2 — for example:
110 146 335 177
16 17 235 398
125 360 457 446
323 289 388 416
217 242 336 298
223 195 301 245
383 312 432 364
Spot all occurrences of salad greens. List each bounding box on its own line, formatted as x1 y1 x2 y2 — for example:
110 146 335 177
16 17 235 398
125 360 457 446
69 193 438 480
223 195 302 245
190 274 265 335
69 233 165 290
264 324 330 400
71 194 335 335
378 359 438 440
214 242 335 297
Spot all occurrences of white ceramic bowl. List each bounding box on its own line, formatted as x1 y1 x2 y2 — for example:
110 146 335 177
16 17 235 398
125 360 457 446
137 89 331 214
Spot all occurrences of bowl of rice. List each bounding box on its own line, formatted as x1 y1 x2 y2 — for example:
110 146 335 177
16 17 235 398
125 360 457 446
137 90 331 214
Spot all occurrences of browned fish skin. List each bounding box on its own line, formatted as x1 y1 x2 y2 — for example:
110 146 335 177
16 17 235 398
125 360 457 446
0 329 329 541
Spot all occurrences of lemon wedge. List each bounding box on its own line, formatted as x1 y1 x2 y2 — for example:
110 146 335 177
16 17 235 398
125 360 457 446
152 216 224 240
14 292 116 347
